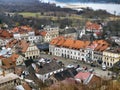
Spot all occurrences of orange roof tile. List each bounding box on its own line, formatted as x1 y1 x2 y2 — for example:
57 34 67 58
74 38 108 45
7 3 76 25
12 26 33 33
71 40 84 49
10 53 19 62
62 39 74 48
56 37 65 46
86 21 101 30
50 38 59 45
1 58 16 69
18 40 29 53
93 40 109 52
40 31 47 36
6 39 18 48
0 30 13 39
75 72 91 80
50 37 109 51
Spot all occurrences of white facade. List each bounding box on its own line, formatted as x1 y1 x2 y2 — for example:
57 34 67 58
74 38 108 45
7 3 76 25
25 43 40 59
49 45 89 62
93 51 103 61
13 31 42 43
43 26 59 42
0 38 12 46
16 55 26 65
36 68 64 82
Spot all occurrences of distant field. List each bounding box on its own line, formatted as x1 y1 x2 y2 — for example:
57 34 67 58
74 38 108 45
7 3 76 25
18 12 120 21
18 12 40 17
18 12 84 20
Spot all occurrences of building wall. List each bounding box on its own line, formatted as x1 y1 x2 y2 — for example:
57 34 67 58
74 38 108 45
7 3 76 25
25 43 40 59
93 51 103 61
36 68 64 82
49 45 89 62
44 27 59 42
16 55 26 65
103 51 120 67
63 33 77 39
0 78 20 90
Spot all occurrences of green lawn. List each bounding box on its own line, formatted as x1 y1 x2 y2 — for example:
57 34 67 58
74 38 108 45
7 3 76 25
18 12 83 20
19 12 40 17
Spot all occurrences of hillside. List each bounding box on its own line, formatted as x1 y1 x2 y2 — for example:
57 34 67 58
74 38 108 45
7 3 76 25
56 0 120 4
0 0 76 13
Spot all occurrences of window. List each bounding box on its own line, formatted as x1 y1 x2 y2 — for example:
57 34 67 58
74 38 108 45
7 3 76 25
74 52 76 55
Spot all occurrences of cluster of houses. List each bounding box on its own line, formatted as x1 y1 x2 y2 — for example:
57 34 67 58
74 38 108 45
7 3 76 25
0 21 119 89
49 36 120 68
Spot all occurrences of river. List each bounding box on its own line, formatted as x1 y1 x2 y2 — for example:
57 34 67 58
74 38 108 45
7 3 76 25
42 0 120 15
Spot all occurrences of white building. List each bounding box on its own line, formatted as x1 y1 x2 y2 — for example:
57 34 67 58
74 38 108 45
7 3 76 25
25 58 64 82
12 26 42 43
41 25 59 42
49 37 109 62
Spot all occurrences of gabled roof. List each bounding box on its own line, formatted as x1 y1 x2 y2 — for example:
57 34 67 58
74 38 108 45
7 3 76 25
10 53 19 62
6 39 18 48
62 39 74 48
0 29 13 39
56 37 65 46
18 40 29 53
36 60 63 75
86 21 101 30
60 28 76 34
54 68 77 81
12 26 33 33
40 31 47 36
1 58 16 69
94 40 109 52
0 73 19 84
50 37 91 49
50 36 64 45
75 72 91 80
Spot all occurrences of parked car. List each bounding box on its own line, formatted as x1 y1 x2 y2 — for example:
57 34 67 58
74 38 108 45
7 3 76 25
88 68 94 73
76 67 83 72
66 64 74 68
91 63 96 67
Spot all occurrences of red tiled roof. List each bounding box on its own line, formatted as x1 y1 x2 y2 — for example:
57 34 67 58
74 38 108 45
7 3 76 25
75 72 91 80
62 39 74 48
0 30 13 39
56 37 65 46
6 39 18 48
86 21 101 30
50 37 109 51
10 53 19 62
40 31 47 36
50 37 91 49
86 40 109 52
1 58 16 69
18 40 29 53
71 40 84 49
94 40 109 51
11 26 33 33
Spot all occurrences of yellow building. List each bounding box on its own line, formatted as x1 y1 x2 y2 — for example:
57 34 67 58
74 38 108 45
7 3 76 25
102 49 120 67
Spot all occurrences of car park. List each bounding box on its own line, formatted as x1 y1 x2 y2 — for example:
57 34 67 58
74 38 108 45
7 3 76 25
90 63 96 67
66 64 74 68
88 68 94 73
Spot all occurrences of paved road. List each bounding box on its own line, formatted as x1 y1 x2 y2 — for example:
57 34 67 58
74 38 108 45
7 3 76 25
40 53 111 79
